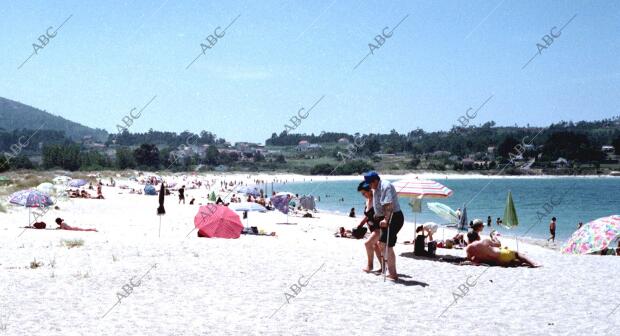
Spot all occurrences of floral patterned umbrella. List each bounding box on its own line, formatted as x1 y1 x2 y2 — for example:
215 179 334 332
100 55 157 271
271 194 290 215
9 189 55 227
9 189 54 208
562 215 620 255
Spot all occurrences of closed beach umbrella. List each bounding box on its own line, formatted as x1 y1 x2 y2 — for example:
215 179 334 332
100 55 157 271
502 191 519 229
562 215 620 255
194 204 243 239
502 191 520 250
157 184 166 215
209 191 217 202
427 202 458 224
68 179 87 188
157 183 166 237
457 205 468 231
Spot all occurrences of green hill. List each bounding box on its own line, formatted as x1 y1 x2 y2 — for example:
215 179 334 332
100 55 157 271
0 97 108 141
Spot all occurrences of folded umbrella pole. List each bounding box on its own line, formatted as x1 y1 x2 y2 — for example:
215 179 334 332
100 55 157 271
157 184 166 238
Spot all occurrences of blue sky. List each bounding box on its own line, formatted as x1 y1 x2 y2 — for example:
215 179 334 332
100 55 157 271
1 0 618 143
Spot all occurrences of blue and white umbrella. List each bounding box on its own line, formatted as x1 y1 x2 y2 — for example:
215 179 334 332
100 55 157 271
68 179 87 188
228 202 267 212
237 186 261 197
228 202 267 227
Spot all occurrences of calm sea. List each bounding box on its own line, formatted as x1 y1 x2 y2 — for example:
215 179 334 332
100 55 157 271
269 177 620 243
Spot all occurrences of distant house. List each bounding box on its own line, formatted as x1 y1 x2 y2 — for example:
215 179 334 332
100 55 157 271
338 138 350 145
487 146 496 160
219 148 242 156
235 142 261 153
602 145 615 154
462 158 474 169
82 135 94 146
296 141 321 151
553 157 569 168
297 140 309 151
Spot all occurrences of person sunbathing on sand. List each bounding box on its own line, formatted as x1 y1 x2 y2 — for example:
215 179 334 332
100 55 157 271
335 227 352 238
96 185 104 199
465 238 540 267
55 218 98 232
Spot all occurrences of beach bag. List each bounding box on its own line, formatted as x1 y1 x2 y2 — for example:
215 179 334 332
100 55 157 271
427 241 437 257
351 226 367 239
33 222 46 229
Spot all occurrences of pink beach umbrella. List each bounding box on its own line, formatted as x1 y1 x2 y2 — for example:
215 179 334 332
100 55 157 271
391 179 453 198
561 215 620 255
194 204 243 239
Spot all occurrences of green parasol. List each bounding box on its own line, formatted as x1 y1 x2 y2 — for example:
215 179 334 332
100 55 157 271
502 191 519 229
502 190 520 251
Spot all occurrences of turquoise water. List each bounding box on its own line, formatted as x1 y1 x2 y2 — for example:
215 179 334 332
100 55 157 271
269 177 620 243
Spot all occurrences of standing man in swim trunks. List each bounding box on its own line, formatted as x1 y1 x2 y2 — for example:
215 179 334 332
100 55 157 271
365 171 405 281
548 217 557 243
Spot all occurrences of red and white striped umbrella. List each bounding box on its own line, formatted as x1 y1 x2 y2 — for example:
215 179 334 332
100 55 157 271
392 179 453 199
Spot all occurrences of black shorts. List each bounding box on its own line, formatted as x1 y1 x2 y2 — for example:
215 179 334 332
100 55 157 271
379 211 404 247
550 229 556 236
368 222 380 233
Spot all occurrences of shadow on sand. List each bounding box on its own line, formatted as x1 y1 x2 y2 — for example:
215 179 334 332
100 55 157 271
400 252 468 265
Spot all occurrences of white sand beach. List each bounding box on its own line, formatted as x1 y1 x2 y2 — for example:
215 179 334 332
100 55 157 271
1 173 619 336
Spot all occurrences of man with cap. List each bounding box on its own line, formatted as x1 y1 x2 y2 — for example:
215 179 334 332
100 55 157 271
364 171 405 281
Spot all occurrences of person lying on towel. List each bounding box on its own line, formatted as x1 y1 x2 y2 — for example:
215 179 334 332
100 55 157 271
55 218 98 232
465 238 539 267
